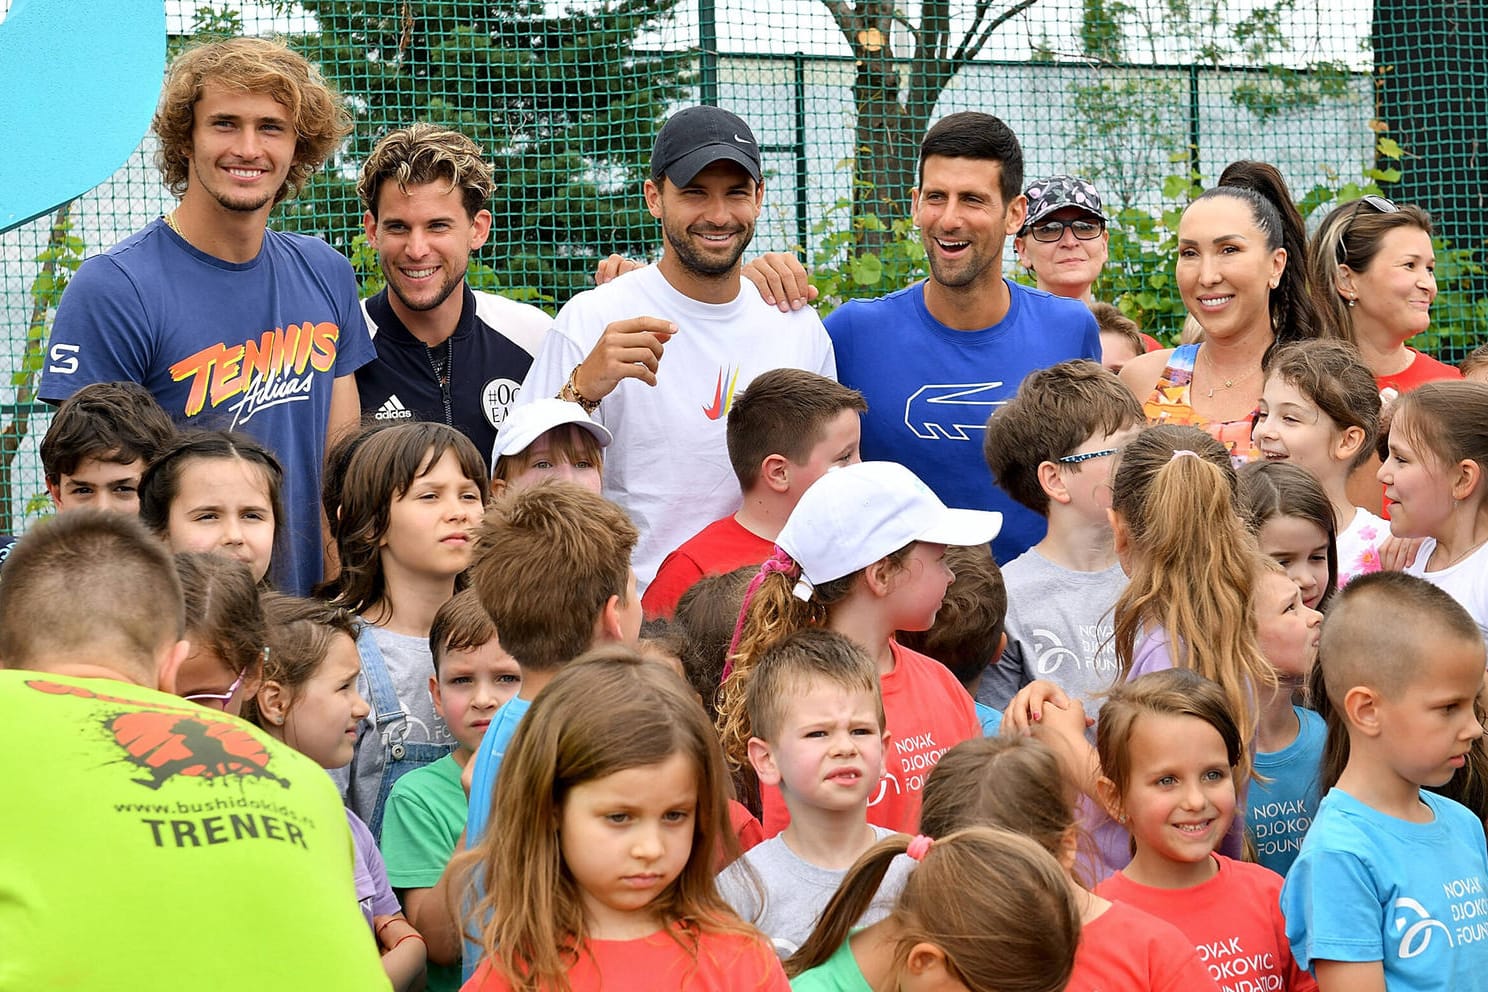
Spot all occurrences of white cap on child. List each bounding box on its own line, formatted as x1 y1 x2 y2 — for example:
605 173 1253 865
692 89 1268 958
489 398 613 466
775 461 1003 602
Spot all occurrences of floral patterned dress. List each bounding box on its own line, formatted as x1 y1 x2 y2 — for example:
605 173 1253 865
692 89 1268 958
1141 344 1262 468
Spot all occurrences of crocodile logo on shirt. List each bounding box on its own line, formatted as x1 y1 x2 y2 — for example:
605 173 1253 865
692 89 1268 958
903 381 1006 440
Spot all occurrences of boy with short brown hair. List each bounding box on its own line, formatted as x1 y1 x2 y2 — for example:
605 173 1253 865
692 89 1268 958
41 381 175 515
643 368 866 619
980 359 1142 712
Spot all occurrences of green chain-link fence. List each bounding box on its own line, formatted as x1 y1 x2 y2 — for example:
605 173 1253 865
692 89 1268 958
3 0 1485 533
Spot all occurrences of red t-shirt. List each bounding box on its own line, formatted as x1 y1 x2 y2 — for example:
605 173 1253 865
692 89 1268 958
729 800 764 853
1095 855 1317 992
1069 899 1221 992
1377 347 1461 403
642 516 775 620
761 640 980 836
462 925 788 992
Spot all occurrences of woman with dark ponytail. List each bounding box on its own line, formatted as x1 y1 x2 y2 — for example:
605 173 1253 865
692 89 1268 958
1122 161 1332 467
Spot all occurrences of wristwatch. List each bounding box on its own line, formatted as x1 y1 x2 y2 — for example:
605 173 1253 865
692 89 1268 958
558 364 601 414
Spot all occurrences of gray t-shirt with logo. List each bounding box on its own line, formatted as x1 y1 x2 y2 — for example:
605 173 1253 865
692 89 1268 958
977 549 1126 712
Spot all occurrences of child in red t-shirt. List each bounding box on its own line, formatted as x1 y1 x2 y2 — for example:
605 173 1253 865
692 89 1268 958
459 652 787 992
718 461 998 835
1093 669 1317 992
921 735 1219 992
643 369 867 620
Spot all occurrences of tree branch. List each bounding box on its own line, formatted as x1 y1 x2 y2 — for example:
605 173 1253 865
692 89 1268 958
952 0 1042 65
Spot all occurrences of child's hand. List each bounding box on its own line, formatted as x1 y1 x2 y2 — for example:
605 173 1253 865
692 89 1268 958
1030 697 1090 747
1002 680 1088 736
1378 535 1423 571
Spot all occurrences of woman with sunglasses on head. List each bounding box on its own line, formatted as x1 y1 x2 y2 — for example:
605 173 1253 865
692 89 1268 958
1308 196 1458 399
1121 161 1330 467
1307 196 1458 516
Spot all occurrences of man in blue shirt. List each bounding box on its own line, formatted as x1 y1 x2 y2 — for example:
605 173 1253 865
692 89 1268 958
38 38 373 594
823 113 1100 563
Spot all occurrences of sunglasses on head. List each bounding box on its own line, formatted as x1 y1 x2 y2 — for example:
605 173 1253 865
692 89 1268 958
1335 195 1399 266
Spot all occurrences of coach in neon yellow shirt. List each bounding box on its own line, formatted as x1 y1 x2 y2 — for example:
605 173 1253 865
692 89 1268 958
0 511 389 991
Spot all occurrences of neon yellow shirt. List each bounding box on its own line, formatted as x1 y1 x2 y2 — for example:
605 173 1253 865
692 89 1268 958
0 671 390 990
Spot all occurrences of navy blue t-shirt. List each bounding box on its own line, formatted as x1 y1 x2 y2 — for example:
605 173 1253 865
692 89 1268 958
38 220 375 594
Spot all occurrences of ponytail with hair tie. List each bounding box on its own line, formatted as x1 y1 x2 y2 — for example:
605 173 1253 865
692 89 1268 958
723 547 800 677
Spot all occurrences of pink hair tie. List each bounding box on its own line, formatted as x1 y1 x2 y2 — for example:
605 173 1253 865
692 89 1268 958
906 834 934 862
721 547 800 681
1170 449 1199 461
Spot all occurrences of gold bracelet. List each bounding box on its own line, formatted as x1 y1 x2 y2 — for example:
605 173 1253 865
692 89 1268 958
558 364 601 414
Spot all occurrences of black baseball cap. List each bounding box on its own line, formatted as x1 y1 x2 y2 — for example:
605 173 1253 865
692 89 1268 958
650 106 763 186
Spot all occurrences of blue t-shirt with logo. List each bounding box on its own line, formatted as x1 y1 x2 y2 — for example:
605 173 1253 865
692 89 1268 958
825 280 1099 563
1281 788 1488 990
462 693 532 982
39 220 374 595
1249 705 1325 876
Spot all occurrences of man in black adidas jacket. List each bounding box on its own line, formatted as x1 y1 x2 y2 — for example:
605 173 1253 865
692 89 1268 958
355 124 551 466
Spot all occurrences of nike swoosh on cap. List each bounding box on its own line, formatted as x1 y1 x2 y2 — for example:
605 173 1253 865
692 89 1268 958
734 133 753 144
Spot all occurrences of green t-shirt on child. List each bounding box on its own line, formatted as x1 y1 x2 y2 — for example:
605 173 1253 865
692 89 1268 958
380 751 467 992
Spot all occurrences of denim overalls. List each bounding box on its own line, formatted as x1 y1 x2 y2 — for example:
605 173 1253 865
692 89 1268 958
355 626 453 840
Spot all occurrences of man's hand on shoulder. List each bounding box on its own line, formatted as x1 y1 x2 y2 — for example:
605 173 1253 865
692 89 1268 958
743 252 817 312
574 316 677 399
594 253 645 286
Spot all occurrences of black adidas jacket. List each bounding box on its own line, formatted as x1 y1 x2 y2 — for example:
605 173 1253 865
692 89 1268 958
356 285 550 469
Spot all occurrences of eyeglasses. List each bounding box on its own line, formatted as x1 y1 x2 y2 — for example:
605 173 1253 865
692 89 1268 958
1335 195 1400 265
184 669 246 710
1027 218 1104 243
1057 448 1119 464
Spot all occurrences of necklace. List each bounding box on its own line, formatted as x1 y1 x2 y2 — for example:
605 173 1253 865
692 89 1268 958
1434 538 1487 571
1199 347 1260 398
164 209 184 237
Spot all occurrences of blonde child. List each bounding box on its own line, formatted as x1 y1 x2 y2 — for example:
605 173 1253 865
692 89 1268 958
1282 573 1488 990
457 648 788 991
1383 380 1488 638
1239 461 1338 610
488 397 609 496
1251 340 1385 584
243 594 427 992
379 588 520 990
920 736 1219 992
784 827 1082 992
1460 342 1488 383
138 430 284 587
171 552 267 717
331 421 490 837
1094 669 1316 992
1006 425 1273 875
1245 558 1325 877
718 460 1000 834
714 628 910 958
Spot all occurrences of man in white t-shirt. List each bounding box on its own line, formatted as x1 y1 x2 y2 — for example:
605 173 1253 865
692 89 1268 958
515 106 836 590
